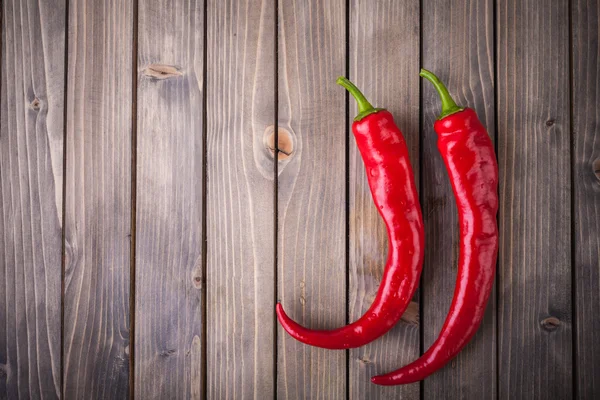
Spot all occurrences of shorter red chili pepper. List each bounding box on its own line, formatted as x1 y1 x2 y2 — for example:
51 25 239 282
276 77 425 349
372 69 498 385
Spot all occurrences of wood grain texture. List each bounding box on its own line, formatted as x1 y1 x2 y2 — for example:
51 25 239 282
421 0 496 398
206 0 275 398
347 1 420 399
62 1 132 398
572 0 600 398
276 1 346 398
135 0 204 398
497 1 572 398
0 0 65 398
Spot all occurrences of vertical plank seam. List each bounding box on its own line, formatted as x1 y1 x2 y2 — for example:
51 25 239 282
273 0 279 398
0 1 3 393
129 0 139 398
418 1 424 400
492 0 499 399
567 0 577 397
60 0 70 397
344 0 350 399
0 9 2 393
201 0 209 398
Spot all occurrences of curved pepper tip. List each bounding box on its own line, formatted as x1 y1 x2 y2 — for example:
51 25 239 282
370 375 390 386
276 303 311 346
275 303 292 330
371 373 412 386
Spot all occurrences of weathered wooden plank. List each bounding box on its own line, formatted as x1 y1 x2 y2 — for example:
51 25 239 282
347 1 420 399
276 0 346 398
0 0 65 398
420 0 496 397
497 1 572 398
135 0 204 398
206 0 275 398
62 0 132 398
572 0 600 398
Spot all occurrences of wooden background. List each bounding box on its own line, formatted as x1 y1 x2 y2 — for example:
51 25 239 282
1 0 599 399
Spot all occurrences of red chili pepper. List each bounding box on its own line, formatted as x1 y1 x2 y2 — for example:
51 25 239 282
276 77 425 349
372 69 498 385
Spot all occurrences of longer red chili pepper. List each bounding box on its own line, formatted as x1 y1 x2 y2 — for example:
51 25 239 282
276 77 425 349
372 69 498 385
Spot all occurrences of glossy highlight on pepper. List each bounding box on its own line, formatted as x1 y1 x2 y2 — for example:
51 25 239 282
372 69 499 385
276 77 425 349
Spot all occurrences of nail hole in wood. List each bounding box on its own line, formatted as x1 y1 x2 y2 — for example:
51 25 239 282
358 357 371 365
191 258 203 289
143 64 183 80
192 273 202 289
29 97 41 110
265 126 293 160
541 316 560 332
592 158 600 183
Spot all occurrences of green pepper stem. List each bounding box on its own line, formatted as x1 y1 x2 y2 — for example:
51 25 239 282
336 76 383 121
419 68 463 119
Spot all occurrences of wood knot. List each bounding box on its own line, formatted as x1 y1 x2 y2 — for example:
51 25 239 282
64 240 75 282
143 64 183 80
592 158 600 183
299 295 306 306
194 276 202 289
159 349 176 357
541 316 560 331
357 356 371 365
115 353 128 368
191 260 203 289
29 97 41 110
545 119 555 127
265 126 293 160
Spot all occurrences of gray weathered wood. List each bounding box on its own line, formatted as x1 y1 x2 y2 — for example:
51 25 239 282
276 0 347 398
497 1 572 398
421 0 496 397
347 1 420 399
206 0 275 398
135 0 204 398
0 0 65 398
4 0 599 398
62 0 132 398
572 0 600 398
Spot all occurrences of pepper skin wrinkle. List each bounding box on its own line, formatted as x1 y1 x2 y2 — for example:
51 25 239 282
372 69 498 385
276 77 425 349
